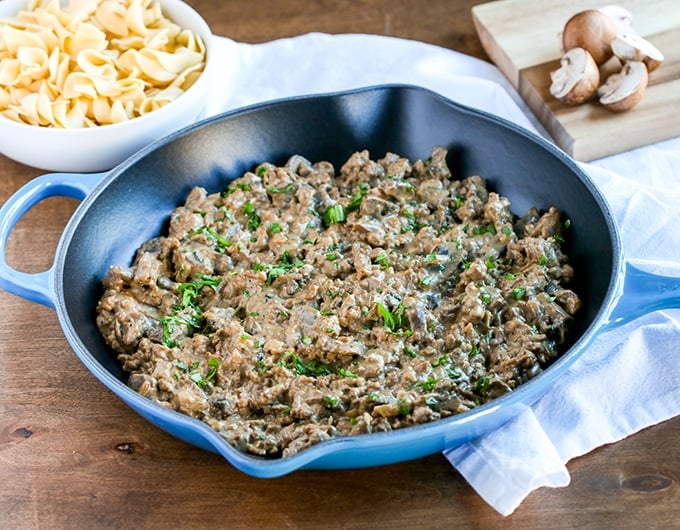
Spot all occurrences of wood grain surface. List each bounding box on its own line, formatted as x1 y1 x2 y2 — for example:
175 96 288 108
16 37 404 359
1 1 679 528
472 0 680 161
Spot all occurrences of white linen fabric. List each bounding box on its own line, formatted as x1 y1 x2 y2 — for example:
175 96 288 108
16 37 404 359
204 33 680 516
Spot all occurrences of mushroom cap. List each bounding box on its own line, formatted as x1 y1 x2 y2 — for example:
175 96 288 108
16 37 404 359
598 5 634 33
598 61 649 112
611 33 665 72
562 9 619 65
550 47 600 105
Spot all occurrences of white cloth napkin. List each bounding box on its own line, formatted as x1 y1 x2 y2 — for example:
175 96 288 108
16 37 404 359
206 33 680 516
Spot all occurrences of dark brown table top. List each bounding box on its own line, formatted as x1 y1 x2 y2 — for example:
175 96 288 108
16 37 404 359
1 1 678 528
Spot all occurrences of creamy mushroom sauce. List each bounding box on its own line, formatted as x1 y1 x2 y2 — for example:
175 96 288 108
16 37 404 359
96 147 581 457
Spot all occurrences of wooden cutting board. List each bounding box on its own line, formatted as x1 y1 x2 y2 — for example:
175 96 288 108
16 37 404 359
472 0 680 161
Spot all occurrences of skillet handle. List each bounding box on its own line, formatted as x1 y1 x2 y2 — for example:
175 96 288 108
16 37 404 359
602 262 680 331
0 172 104 309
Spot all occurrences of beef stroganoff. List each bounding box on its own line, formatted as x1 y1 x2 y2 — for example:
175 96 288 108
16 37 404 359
96 147 581 457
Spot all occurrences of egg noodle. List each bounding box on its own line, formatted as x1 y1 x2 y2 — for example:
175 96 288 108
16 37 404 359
0 0 206 127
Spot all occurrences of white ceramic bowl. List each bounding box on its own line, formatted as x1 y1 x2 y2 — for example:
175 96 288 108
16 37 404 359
0 0 220 173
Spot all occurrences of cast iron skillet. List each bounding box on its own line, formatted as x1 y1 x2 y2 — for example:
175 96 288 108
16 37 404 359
1 85 678 477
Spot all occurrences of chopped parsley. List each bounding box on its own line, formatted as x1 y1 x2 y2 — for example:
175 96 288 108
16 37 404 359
252 251 305 285
346 185 368 213
479 290 492 305
266 183 295 194
414 375 438 391
337 367 358 378
323 396 340 408
375 302 410 335
373 254 390 269
512 287 526 300
475 375 492 397
174 358 220 388
255 164 268 178
473 222 497 236
400 209 426 233
223 181 252 195
432 354 450 367
243 201 261 231
403 346 417 358
397 400 410 416
447 367 462 379
281 352 334 376
177 274 221 306
159 274 222 347
187 226 232 252
323 204 346 227
280 352 358 380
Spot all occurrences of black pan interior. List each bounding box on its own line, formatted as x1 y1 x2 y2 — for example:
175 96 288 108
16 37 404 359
57 85 618 382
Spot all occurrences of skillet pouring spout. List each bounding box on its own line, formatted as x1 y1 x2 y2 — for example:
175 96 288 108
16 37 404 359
0 85 679 476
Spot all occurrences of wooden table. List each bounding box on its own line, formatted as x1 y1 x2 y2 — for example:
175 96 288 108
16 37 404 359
1 1 678 528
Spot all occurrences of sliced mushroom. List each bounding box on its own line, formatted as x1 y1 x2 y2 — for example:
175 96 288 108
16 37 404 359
550 47 600 105
562 9 619 65
611 33 664 72
598 61 649 112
